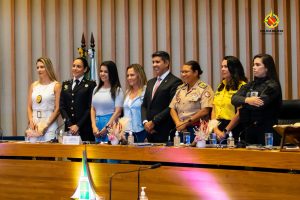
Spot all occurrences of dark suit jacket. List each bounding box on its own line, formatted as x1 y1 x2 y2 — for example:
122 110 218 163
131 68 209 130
141 73 182 142
60 77 96 141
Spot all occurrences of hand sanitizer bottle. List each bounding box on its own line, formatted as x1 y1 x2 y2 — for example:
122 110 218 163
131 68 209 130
174 131 180 147
128 131 134 145
140 187 148 200
227 131 235 148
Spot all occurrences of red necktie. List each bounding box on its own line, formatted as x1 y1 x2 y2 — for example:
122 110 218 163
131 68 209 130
152 77 161 99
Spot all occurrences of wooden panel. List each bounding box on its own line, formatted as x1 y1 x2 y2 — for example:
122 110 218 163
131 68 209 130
41 0 46 56
82 0 87 41
218 0 224 80
111 0 116 61
179 0 185 66
206 0 212 84
244 0 252 78
258 0 265 53
10 0 17 136
0 143 85 158
165 0 171 54
68 0 74 75
232 0 239 57
0 149 300 199
55 0 60 80
296 0 300 98
97 0 102 64
124 0 129 68
271 0 279 76
192 0 199 61
1 143 300 170
27 0 32 86
138 0 143 65
283 0 292 99
152 0 157 52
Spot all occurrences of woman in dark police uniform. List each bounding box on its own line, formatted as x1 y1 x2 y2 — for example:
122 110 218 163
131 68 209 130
232 54 282 145
60 57 96 142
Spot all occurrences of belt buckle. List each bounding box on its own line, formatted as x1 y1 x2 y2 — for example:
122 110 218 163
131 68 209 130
37 111 41 118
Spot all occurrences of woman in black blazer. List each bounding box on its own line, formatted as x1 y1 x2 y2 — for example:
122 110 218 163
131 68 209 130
60 57 96 141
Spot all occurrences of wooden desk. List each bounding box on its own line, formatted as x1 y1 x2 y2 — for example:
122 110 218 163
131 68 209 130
0 143 300 200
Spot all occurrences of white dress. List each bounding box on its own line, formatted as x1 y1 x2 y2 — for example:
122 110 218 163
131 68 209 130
31 81 58 141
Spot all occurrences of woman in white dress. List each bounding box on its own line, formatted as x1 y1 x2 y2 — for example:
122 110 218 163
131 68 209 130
27 57 61 141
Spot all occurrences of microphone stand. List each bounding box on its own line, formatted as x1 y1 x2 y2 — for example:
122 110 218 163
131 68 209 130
166 119 192 146
109 163 161 200
137 163 161 200
236 121 257 148
51 119 66 143
110 169 138 200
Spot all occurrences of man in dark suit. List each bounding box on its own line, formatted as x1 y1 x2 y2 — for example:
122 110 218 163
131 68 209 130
60 57 96 142
141 51 182 143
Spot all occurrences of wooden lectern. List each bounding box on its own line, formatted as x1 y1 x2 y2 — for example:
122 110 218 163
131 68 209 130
273 124 300 151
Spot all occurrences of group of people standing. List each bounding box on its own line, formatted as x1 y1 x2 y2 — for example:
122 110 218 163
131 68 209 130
27 50 282 146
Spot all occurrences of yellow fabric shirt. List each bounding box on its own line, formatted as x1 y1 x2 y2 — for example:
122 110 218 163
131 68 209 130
213 80 246 120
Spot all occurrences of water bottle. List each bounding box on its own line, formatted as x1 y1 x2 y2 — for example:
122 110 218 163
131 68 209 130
128 131 134 145
174 131 180 147
210 132 217 145
140 187 148 200
227 131 235 148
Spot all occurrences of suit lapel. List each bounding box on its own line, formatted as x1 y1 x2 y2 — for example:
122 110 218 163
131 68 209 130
149 78 157 100
151 73 171 101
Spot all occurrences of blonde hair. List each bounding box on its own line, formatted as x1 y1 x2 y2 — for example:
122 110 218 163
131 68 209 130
125 64 147 97
36 57 57 81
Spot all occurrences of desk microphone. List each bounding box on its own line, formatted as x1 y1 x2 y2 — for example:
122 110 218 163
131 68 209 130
51 119 66 143
109 163 162 200
218 121 257 147
236 121 257 148
166 119 192 146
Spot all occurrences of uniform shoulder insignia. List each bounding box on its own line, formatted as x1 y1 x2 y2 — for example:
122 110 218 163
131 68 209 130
62 79 71 84
62 80 71 90
177 83 187 90
198 81 207 89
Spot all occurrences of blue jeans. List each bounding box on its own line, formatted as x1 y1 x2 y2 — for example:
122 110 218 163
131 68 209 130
95 114 113 143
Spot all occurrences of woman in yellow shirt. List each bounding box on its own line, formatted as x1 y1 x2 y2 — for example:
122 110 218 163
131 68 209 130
212 56 247 141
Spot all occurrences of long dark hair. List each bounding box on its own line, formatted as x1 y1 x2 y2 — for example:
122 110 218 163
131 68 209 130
253 53 279 82
94 61 121 100
218 56 247 91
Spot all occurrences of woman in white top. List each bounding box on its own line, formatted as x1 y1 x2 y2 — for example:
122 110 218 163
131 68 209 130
123 64 147 142
27 57 61 141
91 61 124 143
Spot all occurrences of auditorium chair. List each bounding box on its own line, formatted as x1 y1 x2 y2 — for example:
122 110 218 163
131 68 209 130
278 99 300 125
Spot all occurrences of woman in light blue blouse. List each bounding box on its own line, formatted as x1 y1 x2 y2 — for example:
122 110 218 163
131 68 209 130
91 61 124 143
123 64 147 142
